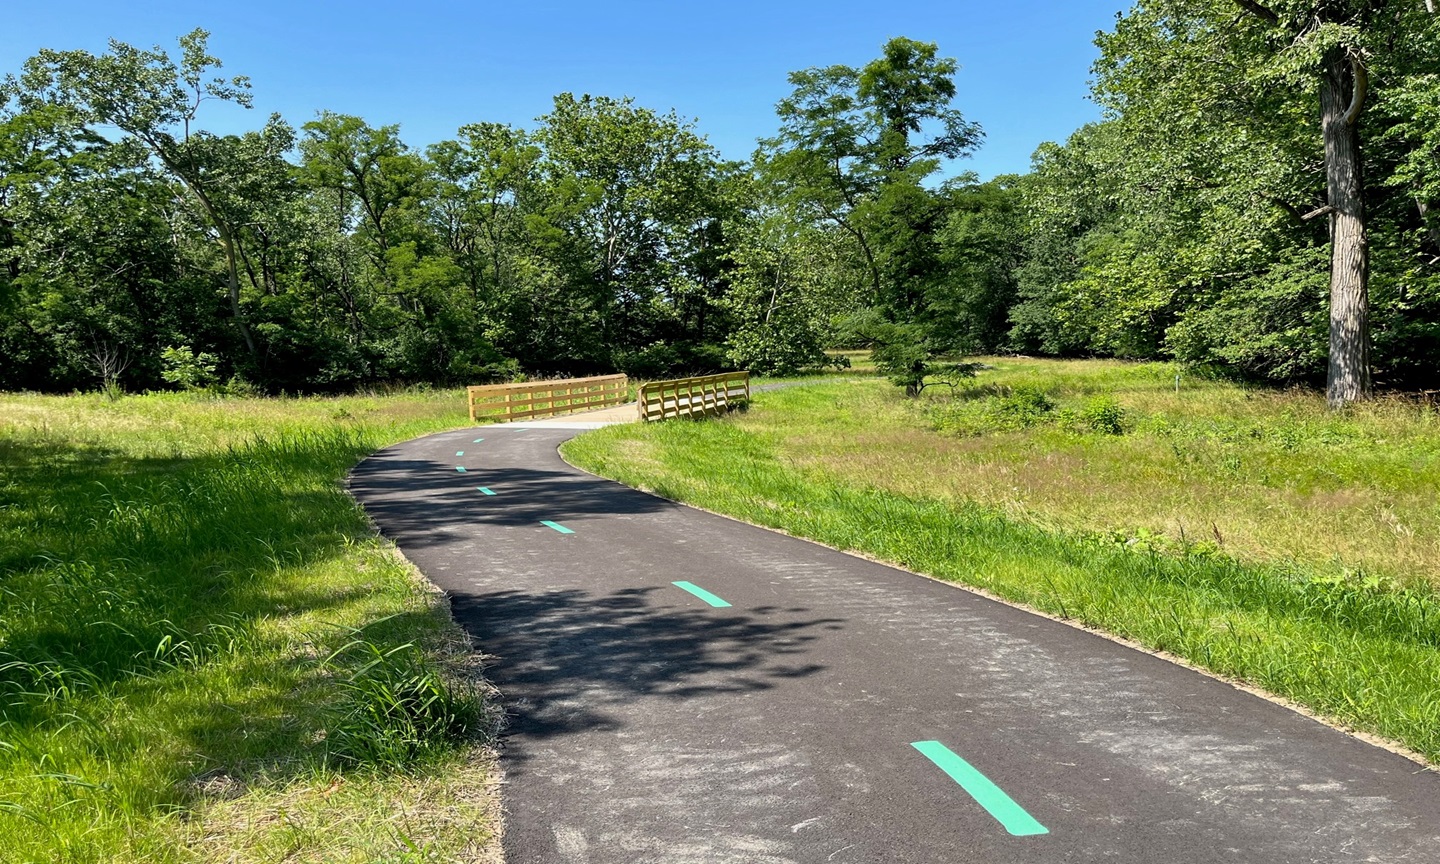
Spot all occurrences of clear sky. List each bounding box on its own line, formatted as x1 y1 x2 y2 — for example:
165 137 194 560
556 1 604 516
3 1 1128 180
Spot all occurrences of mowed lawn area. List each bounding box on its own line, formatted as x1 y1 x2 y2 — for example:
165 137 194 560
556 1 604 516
563 358 1440 763
0 391 497 863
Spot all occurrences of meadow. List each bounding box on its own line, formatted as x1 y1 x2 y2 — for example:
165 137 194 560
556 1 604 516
4 359 1438 863
0 390 496 863
563 358 1440 763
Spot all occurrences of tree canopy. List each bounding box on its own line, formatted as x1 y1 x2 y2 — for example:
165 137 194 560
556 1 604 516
3 24 1439 401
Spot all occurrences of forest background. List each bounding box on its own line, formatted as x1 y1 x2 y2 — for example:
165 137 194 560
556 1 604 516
3 2 1439 400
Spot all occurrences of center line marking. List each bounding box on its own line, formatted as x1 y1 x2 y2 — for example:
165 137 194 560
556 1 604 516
455 466 467 473
472 438 484 443
671 581 731 608
477 487 497 496
540 520 574 534
910 741 1048 837
456 451 465 456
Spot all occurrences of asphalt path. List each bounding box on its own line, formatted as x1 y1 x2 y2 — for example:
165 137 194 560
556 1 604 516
349 425 1440 863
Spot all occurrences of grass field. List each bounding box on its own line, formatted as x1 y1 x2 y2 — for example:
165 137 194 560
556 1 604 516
563 358 1440 764
0 390 496 863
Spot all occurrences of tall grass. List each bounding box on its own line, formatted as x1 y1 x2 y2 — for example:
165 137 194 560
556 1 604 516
0 390 496 863
562 368 1440 764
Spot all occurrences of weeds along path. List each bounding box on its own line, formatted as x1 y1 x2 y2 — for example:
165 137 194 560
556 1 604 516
350 424 1440 864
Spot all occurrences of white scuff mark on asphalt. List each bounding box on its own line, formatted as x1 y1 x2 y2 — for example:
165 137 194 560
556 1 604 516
553 826 590 863
790 817 822 833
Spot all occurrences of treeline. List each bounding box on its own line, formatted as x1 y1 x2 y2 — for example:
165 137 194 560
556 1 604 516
2 3 1438 399
1005 0 1440 400
0 34 758 392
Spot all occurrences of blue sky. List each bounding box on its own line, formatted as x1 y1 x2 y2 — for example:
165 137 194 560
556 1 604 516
4 1 1127 180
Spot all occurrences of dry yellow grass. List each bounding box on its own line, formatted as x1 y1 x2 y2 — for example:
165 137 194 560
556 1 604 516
179 758 501 864
751 358 1440 585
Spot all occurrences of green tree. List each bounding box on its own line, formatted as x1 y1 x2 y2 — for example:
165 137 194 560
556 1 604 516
721 204 853 375
1093 1 1440 404
933 176 1025 354
533 93 729 373
30 29 266 362
758 37 982 306
757 37 983 393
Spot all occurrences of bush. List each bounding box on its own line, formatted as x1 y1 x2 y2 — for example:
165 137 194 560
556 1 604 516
160 345 220 391
1081 395 1127 435
222 374 263 397
994 385 1055 424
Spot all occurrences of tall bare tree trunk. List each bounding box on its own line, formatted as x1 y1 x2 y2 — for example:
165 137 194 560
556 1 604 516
217 223 261 361
1321 45 1371 408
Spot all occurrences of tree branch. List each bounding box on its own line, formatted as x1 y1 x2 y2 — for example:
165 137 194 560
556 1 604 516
1233 0 1280 23
1268 196 1324 223
1343 50 1369 126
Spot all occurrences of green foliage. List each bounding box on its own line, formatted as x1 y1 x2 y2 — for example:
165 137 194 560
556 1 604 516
757 37 984 372
1 36 746 394
4 21 1440 396
1080 394 1127 435
998 385 1055 420
159 345 218 390
932 176 1024 353
987 3 1440 391
721 207 852 375
927 383 1134 437
325 636 481 769
929 384 1057 434
847 314 979 396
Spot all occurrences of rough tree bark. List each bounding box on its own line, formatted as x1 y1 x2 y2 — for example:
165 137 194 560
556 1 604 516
1232 1 1377 407
1321 44 1371 407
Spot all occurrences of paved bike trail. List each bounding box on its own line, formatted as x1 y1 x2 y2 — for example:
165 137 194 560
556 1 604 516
349 425 1440 864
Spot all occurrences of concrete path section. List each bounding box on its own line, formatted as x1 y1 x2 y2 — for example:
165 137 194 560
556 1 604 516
521 402 640 428
349 425 1440 864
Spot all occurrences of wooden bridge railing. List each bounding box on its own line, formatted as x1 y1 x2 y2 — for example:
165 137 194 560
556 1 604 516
468 374 628 423
638 372 750 422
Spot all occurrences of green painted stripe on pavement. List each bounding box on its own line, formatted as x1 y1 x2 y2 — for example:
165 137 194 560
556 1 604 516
910 741 1048 837
671 581 731 608
456 450 465 456
477 487 497 496
541 520 574 534
472 438 484 443
455 466 466 473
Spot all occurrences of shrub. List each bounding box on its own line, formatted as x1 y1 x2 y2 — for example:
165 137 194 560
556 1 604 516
994 385 1055 425
160 345 220 391
1081 395 1127 435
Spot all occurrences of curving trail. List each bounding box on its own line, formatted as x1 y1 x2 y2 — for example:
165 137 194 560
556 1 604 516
349 423 1440 864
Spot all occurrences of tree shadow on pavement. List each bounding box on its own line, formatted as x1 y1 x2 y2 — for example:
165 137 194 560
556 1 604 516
446 586 843 777
350 453 669 547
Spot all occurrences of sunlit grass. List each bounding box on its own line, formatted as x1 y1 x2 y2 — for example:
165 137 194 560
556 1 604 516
563 361 1440 763
0 389 498 863
768 359 1440 585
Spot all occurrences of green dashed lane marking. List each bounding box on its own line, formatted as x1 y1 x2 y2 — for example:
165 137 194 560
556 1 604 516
541 520 574 534
472 438 484 443
455 466 466 473
477 487 496 496
456 450 465 456
910 741 1048 837
671 581 732 608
